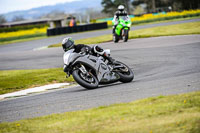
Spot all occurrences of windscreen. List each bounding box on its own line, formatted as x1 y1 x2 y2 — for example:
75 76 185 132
119 16 129 21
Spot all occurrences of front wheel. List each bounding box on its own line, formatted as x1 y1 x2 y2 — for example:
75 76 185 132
72 69 99 89
123 29 129 42
113 34 119 43
114 61 134 83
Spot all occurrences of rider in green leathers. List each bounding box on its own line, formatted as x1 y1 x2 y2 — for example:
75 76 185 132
112 5 129 34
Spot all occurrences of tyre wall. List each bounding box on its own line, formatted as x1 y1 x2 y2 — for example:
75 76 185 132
47 22 108 36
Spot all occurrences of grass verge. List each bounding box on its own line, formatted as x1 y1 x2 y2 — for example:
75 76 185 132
0 34 47 45
0 91 199 133
49 21 200 48
129 21 200 39
0 68 73 95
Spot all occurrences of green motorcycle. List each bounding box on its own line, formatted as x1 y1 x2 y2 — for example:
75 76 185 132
112 16 131 43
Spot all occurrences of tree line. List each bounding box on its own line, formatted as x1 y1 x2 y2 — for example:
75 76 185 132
101 0 200 15
1 0 199 24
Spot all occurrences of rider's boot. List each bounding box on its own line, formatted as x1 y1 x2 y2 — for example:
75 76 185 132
106 56 116 64
113 25 117 35
112 28 115 34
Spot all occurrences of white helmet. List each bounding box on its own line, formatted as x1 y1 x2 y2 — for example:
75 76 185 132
118 5 125 11
62 37 74 52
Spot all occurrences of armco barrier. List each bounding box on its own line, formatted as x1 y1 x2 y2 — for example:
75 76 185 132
47 22 108 36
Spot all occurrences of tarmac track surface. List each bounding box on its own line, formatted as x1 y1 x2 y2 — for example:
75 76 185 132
0 35 200 122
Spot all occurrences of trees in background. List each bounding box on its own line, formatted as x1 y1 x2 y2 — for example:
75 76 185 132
101 0 131 15
73 8 109 24
101 0 200 15
176 0 200 10
0 15 7 24
12 16 25 22
85 8 108 20
40 10 66 19
133 5 146 15
132 0 166 13
132 0 200 13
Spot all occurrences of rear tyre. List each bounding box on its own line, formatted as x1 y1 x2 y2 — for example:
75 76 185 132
114 61 134 83
72 69 99 89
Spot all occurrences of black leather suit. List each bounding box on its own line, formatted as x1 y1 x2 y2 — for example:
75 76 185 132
73 44 114 63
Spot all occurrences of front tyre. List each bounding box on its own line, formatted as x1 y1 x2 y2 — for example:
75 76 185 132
123 29 129 42
113 34 119 43
72 69 99 89
115 61 134 83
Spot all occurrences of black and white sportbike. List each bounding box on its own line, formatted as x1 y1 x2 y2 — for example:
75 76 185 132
63 49 134 89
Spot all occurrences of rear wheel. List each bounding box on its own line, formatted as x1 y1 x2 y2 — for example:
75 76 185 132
114 61 134 83
72 67 99 89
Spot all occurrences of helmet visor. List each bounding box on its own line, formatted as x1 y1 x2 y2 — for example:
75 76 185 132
64 41 74 51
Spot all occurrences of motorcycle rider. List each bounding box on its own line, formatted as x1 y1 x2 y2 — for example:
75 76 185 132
62 37 115 72
112 5 129 34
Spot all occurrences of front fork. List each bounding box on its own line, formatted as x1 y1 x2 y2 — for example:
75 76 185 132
79 64 87 75
122 28 129 36
79 64 94 78
64 65 71 78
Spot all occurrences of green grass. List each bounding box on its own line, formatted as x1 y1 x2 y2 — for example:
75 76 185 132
49 21 200 48
129 21 200 38
127 16 200 27
0 34 47 45
0 68 74 95
0 91 199 133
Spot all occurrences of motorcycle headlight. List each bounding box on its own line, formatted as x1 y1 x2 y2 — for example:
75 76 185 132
127 23 131 27
63 64 69 72
63 64 67 71
63 53 71 65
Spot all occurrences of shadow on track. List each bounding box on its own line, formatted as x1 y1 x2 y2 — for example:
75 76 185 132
66 81 135 93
